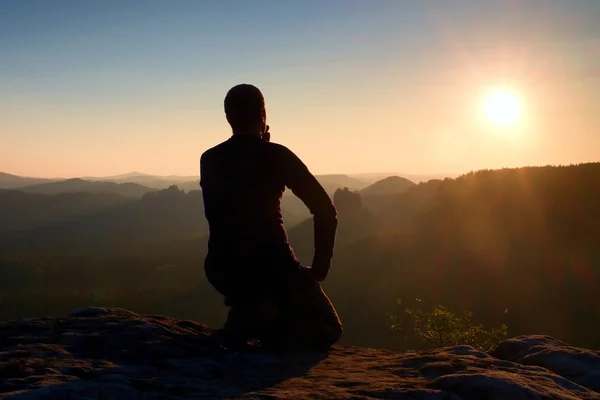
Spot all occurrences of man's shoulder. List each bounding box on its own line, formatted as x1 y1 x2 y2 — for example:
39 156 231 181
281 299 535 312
201 140 229 159
266 141 295 157
201 139 295 161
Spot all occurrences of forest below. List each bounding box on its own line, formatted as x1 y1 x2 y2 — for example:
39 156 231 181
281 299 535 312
1 163 599 351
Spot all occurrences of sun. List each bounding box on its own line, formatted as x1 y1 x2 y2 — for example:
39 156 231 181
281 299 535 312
483 90 522 127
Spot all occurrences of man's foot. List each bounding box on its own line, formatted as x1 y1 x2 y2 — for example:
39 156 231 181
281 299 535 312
213 328 255 351
259 327 336 354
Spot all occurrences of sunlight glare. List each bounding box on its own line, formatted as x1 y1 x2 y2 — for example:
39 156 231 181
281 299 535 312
483 90 522 127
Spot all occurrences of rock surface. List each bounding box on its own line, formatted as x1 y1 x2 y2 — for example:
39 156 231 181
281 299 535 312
0 307 599 399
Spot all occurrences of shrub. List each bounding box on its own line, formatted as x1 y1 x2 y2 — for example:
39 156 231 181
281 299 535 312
388 298 508 352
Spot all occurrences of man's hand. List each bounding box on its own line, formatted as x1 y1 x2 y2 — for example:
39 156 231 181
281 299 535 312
299 265 328 282
262 125 270 142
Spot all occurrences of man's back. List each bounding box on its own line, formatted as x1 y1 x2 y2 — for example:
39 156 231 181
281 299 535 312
201 133 337 270
200 84 343 350
200 134 290 254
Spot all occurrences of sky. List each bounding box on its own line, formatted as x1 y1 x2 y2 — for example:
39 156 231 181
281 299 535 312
1 0 600 178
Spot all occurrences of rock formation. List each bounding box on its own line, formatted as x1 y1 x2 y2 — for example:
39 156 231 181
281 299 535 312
1 307 599 399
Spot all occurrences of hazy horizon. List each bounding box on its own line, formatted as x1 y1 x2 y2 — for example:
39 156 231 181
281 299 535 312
2 0 600 178
1 168 458 182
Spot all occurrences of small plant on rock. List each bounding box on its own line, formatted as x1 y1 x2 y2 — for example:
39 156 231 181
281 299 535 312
388 298 508 352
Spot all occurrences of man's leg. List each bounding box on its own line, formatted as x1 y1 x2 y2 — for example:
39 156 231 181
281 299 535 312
206 254 279 345
220 300 278 345
270 278 343 351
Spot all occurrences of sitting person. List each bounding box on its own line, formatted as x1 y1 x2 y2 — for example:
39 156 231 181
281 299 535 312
200 84 342 351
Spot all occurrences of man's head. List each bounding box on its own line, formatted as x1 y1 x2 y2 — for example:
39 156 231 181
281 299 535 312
224 84 267 135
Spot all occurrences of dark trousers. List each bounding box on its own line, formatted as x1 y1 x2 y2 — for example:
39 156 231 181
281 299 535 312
205 251 343 350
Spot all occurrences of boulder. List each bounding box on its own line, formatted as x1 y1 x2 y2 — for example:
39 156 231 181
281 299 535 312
0 307 598 399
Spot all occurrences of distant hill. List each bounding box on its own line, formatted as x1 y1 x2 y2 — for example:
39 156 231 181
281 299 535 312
84 173 197 190
287 187 378 265
0 184 306 256
315 174 369 193
0 187 207 255
0 190 132 235
84 171 155 180
360 176 416 197
4 171 370 193
84 171 197 182
177 180 201 192
19 178 156 197
278 175 371 221
350 172 458 184
115 173 367 196
0 172 59 189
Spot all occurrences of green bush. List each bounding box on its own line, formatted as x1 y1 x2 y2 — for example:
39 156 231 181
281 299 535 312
388 298 508 352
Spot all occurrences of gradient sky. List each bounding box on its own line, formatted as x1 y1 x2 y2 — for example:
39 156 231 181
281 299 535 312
1 0 599 178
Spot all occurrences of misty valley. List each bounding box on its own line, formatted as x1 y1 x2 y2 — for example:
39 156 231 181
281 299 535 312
1 164 599 351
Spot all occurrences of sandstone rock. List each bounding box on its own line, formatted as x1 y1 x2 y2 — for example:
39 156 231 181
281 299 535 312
490 335 600 393
0 307 597 399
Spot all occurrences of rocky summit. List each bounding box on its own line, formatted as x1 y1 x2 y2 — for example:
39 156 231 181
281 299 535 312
0 308 599 399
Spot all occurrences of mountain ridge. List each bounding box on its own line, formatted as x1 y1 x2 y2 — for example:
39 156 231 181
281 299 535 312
1 171 443 191
359 175 417 197
0 172 59 189
15 178 157 197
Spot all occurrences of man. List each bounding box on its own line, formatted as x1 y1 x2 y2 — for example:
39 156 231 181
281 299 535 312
200 84 342 351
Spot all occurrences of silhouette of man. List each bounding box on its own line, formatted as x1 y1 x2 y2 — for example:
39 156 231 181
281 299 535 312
200 84 342 350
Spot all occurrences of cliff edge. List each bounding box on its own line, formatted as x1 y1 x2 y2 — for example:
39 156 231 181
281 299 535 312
1 307 599 399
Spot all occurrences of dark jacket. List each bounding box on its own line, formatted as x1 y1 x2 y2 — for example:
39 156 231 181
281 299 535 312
200 134 337 298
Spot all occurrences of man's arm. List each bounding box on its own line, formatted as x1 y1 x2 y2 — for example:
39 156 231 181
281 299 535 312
200 153 213 221
282 147 338 279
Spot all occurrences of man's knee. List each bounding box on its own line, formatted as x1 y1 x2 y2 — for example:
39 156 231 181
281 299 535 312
304 318 343 349
301 283 343 347
320 317 343 347
284 311 343 350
